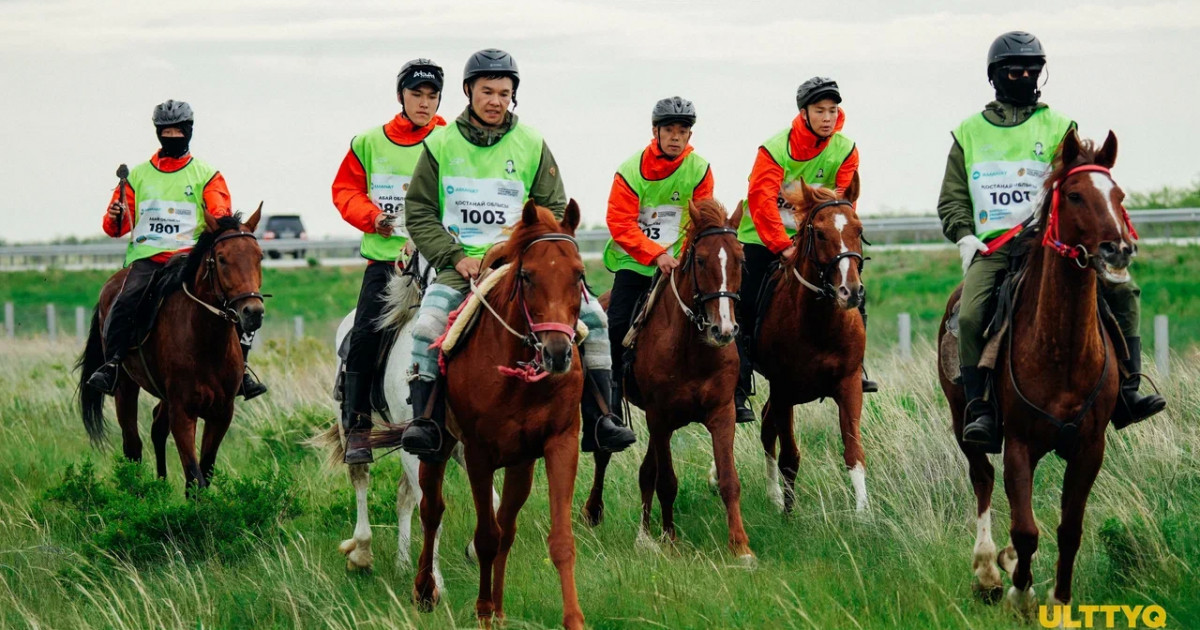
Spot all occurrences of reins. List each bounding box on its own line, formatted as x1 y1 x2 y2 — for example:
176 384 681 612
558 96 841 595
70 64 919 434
668 226 740 331
789 199 867 298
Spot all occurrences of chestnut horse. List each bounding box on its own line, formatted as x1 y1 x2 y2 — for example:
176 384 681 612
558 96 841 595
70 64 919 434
939 130 1132 613
584 199 751 561
755 175 871 513
369 200 588 629
77 208 265 490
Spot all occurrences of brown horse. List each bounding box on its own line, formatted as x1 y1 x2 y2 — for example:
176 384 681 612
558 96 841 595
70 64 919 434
938 130 1133 614
369 200 587 629
756 175 871 514
584 199 752 561
78 208 265 490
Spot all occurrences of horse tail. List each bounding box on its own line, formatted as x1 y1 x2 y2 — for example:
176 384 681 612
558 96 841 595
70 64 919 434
76 304 107 446
304 421 348 472
365 421 412 451
374 271 424 333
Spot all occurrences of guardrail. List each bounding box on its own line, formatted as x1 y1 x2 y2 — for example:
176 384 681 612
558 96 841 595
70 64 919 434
3 208 1198 270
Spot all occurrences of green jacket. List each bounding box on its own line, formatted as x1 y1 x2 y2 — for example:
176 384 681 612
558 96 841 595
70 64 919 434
405 107 568 271
936 101 1077 243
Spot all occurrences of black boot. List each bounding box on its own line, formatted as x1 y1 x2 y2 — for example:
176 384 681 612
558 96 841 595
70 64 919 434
734 335 757 423
87 359 122 394
960 365 1001 453
581 369 636 454
400 378 449 462
238 341 268 400
342 371 374 464
859 304 879 393
1112 337 1167 429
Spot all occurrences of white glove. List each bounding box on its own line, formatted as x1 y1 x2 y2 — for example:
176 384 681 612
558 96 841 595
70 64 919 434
956 234 988 275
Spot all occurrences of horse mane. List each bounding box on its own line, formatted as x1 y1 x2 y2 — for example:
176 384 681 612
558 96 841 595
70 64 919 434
1031 138 1100 233
161 213 244 293
783 185 840 229
483 205 565 268
684 199 729 241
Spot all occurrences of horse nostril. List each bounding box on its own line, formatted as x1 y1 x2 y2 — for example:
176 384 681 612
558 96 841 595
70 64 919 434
1099 242 1118 256
838 286 851 300
731 324 741 337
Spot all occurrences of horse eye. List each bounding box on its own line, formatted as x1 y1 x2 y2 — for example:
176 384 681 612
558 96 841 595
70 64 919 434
1067 192 1083 203
696 257 707 268
815 232 827 241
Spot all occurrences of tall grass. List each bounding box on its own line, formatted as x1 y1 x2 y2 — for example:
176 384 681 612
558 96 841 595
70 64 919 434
0 337 1196 628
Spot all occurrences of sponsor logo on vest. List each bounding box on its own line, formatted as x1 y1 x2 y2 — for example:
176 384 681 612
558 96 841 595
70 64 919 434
136 236 148 243
449 157 465 166
816 168 825 179
973 169 1007 180
978 210 989 224
1034 141 1045 157
497 184 520 198
1038 604 1167 628
184 185 194 197
446 185 454 195
505 159 515 174
972 170 981 180
670 191 680 201
1018 168 1026 177
402 182 409 191
167 207 175 215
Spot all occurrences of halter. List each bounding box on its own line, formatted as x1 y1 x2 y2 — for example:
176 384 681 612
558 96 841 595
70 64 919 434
184 230 268 323
669 226 741 331
790 199 866 298
1042 164 1139 267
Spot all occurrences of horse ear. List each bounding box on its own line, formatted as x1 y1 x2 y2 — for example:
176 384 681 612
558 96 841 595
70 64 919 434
1095 130 1118 169
843 171 862 205
521 199 539 226
781 181 809 211
729 200 745 229
687 199 701 228
561 198 581 235
1059 127 1082 166
203 209 220 232
245 202 263 232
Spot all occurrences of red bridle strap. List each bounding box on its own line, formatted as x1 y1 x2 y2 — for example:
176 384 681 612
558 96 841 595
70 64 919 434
1042 164 1138 260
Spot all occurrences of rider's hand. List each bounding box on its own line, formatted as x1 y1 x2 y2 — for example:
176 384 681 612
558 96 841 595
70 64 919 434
455 256 482 280
403 240 416 258
107 201 125 218
956 234 989 275
373 213 395 237
779 245 797 261
655 252 679 274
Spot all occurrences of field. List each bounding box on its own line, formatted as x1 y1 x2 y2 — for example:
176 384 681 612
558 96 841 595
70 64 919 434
0 328 1197 628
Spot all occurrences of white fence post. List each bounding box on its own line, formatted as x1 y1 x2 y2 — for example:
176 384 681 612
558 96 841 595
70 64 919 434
76 306 86 340
1154 314 1169 380
898 312 912 360
46 304 57 342
4 302 12 338
294 316 304 340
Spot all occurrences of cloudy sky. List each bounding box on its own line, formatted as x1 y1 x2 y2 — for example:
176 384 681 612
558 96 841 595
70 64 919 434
1 0 1197 243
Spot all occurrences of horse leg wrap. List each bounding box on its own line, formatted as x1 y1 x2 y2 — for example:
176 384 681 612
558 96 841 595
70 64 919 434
579 292 611 371
411 284 465 380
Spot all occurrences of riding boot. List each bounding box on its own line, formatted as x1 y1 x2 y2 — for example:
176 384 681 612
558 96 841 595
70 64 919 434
581 369 636 454
342 371 374 464
87 359 122 395
859 303 879 393
400 378 450 462
960 365 1002 453
734 338 756 423
88 316 132 395
1112 337 1167 429
238 341 269 400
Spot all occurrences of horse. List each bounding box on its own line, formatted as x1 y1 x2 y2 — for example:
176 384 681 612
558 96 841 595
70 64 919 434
583 199 752 562
77 208 266 491
310 259 498 592
939 130 1133 614
368 199 589 629
754 175 871 514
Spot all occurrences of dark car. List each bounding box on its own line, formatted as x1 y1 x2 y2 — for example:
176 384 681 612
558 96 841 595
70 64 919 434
258 214 307 259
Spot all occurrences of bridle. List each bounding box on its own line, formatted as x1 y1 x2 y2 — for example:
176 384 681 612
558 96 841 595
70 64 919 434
182 230 268 323
789 199 866 298
1042 164 1138 268
668 226 741 331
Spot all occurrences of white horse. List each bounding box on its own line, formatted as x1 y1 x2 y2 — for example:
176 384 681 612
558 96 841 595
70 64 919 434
311 260 497 592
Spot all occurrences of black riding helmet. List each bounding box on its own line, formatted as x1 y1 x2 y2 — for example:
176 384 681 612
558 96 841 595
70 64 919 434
397 58 444 93
463 48 520 105
986 31 1046 79
796 77 841 111
651 96 696 127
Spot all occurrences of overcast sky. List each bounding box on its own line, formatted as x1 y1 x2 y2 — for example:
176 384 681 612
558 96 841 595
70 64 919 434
1 0 1197 243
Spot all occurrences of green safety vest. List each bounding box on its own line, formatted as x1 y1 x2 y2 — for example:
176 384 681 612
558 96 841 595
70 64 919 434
123 157 218 266
953 107 1074 240
737 129 855 246
423 122 543 259
353 124 440 261
602 150 710 276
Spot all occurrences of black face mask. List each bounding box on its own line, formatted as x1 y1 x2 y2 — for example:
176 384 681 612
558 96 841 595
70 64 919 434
993 73 1041 107
156 122 193 159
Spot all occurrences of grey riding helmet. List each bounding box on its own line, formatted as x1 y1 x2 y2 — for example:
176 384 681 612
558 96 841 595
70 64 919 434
987 31 1046 76
463 48 520 91
796 77 841 111
651 96 696 127
152 100 194 126
397 58 444 92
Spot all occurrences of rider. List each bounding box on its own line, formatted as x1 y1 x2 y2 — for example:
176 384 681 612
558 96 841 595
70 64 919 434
603 97 754 423
939 31 1167 450
87 100 267 400
332 58 447 464
736 77 878 412
397 49 637 460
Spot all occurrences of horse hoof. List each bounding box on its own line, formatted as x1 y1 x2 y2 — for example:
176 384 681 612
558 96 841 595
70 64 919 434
413 587 440 613
766 486 786 512
635 528 660 554
997 545 1018 574
734 553 757 570
973 581 1004 605
1005 585 1037 618
338 538 356 555
582 504 604 527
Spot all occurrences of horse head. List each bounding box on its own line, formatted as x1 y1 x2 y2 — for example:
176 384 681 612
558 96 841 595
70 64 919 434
1039 129 1136 283
681 198 743 347
198 203 266 332
783 172 865 310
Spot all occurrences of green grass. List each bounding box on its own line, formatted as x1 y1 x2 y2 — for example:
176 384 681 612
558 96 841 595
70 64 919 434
0 337 1197 628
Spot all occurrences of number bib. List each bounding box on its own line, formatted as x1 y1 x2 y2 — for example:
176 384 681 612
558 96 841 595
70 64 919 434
775 183 827 231
370 173 412 233
637 204 682 246
130 198 199 249
441 176 524 247
967 160 1050 234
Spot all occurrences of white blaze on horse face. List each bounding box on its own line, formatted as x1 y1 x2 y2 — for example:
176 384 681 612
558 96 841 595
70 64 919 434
1089 173 1125 237
717 247 734 335
834 212 851 291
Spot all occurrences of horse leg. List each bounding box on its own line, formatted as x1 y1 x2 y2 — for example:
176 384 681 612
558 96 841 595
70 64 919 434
114 379 141 462
637 430 659 551
151 402 170 479
651 427 678 543
337 463 374 572
197 409 232 486
413 458 447 611
394 452 421 574
544 434 585 630
759 396 785 511
467 458 501 627
1000 440 1040 617
768 395 799 513
707 409 753 562
453 442 497 564
834 378 868 513
491 461 536 623
1052 440 1105 607
169 404 203 495
582 451 611 527
964 447 1002 602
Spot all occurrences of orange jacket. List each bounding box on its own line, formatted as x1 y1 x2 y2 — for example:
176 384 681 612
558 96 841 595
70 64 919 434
332 113 447 234
103 153 232 263
606 141 715 265
746 109 859 253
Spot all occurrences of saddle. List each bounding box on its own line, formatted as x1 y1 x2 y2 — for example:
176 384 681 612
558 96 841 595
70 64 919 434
131 254 190 347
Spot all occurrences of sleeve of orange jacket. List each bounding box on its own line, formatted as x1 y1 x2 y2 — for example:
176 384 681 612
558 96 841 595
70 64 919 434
746 147 791 253
203 172 232 219
331 144 380 233
693 165 714 201
834 145 859 196
607 174 665 265
102 184 136 237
